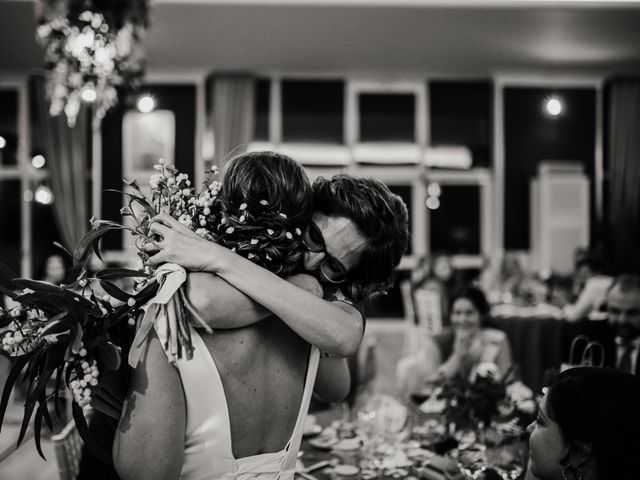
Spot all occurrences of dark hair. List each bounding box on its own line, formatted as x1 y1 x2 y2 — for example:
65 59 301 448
608 273 640 296
450 286 490 325
546 367 640 479
212 151 312 277
312 174 409 301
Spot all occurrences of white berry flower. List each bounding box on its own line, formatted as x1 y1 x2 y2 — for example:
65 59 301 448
260 199 269 205
127 298 136 307
279 213 287 219
239 203 248 210
286 232 293 239
267 229 274 235
226 227 235 234
250 239 258 245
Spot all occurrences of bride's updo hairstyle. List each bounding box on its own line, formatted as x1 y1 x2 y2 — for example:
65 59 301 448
213 151 312 277
546 367 640 480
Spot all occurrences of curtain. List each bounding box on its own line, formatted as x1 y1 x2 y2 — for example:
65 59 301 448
208 73 255 170
33 76 89 251
607 78 640 273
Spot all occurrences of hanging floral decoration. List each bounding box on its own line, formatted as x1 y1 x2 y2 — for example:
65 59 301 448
35 0 150 127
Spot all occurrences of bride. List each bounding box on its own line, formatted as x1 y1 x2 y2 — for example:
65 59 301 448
113 151 409 480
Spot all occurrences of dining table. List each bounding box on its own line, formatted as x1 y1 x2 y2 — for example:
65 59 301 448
298 399 533 480
487 304 611 393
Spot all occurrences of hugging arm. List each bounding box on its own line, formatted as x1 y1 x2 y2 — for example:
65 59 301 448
147 214 364 357
113 332 186 480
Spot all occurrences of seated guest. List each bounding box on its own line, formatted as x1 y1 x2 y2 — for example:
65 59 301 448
563 249 612 321
602 274 640 375
396 286 513 395
527 367 640 480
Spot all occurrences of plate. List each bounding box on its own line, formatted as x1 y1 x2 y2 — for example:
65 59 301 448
303 424 323 437
308 434 339 450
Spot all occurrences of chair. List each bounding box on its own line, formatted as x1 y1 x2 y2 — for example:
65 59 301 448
400 280 418 356
413 285 444 337
51 419 82 480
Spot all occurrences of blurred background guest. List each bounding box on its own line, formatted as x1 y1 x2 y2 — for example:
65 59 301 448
527 367 640 480
602 274 640 375
38 253 68 285
396 286 512 396
563 247 613 321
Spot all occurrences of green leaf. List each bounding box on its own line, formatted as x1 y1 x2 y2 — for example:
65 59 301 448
72 222 128 265
99 280 132 303
0 259 19 292
97 341 121 370
18 368 54 446
96 268 149 280
0 356 29 431
38 319 71 337
33 406 46 460
13 278 61 293
52 241 73 259
72 401 113 466
92 236 104 262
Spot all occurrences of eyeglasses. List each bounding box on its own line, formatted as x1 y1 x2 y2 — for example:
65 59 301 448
302 221 349 284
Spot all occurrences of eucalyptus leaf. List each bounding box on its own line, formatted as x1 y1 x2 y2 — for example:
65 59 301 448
99 280 132 303
96 268 149 280
97 341 121 370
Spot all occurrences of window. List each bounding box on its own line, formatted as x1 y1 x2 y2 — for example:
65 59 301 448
253 78 270 142
359 93 415 142
281 79 344 143
0 179 21 274
429 184 481 255
429 81 492 168
0 90 18 167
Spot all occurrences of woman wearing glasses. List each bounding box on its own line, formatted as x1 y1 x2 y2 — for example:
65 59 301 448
114 158 409 480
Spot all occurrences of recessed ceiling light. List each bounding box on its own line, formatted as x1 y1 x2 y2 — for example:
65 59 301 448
137 95 156 113
545 96 563 117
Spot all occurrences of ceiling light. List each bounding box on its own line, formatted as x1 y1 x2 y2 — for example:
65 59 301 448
545 96 563 117
426 196 440 210
427 182 441 197
0 135 6 149
137 95 155 113
32 154 46 169
35 185 54 205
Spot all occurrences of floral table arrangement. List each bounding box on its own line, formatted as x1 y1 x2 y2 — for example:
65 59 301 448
413 363 536 479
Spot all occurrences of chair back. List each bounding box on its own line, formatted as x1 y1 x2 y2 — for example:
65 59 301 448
413 286 444 336
51 419 82 480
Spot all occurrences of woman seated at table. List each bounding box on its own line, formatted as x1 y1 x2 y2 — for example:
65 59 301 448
396 286 513 395
527 367 640 480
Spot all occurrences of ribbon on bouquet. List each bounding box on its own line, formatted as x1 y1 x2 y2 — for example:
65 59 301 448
128 263 212 367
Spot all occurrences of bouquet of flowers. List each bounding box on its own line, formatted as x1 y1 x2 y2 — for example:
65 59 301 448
0 161 224 459
435 363 536 437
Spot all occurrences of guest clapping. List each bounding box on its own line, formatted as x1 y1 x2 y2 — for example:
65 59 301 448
396 287 513 395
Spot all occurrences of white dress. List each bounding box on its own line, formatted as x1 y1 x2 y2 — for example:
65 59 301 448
175 326 319 480
129 264 320 480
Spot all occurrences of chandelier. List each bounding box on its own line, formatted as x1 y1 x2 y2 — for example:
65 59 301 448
36 0 149 127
